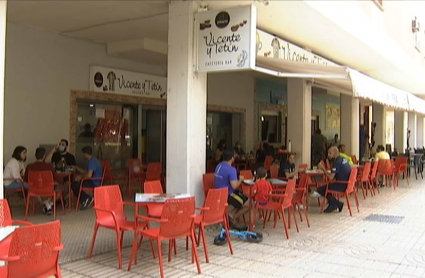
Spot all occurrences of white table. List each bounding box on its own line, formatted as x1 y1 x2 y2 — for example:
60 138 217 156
0 226 17 243
135 193 191 203
243 179 287 186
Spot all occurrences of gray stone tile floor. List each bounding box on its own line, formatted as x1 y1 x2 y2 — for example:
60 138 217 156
6 176 425 277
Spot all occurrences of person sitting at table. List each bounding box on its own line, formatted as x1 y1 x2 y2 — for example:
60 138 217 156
45 139 76 168
313 146 351 213
24 147 63 215
253 167 273 223
338 144 354 165
4 146 29 190
214 150 250 229
374 145 390 162
391 147 399 158
278 153 302 179
233 141 246 158
214 139 226 163
70 146 103 210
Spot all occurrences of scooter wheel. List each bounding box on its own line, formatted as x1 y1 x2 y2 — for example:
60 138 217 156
246 233 263 243
213 235 227 246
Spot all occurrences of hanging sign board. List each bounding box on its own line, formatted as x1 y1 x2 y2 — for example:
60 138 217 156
196 5 257 72
89 66 167 99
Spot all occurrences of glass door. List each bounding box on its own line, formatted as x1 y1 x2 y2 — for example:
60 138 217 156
143 106 166 167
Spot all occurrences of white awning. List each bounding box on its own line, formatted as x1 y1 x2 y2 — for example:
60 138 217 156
255 56 425 114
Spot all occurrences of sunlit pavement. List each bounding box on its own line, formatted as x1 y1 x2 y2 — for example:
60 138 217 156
7 176 425 278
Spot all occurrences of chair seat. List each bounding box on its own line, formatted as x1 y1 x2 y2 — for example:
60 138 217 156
257 202 282 210
194 214 202 225
97 215 147 231
0 236 11 257
139 227 160 239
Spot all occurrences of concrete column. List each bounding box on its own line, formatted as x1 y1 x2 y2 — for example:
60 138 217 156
167 1 207 206
408 112 417 149
372 102 386 147
340 95 360 158
417 116 424 148
287 78 311 167
0 2 6 199
394 111 407 153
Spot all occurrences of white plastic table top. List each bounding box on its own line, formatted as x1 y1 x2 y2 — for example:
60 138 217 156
0 226 17 242
243 179 287 186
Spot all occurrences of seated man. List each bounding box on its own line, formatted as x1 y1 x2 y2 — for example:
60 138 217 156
338 144 354 165
24 147 63 215
214 150 250 228
278 153 302 179
233 141 246 158
70 146 103 210
45 139 76 200
315 146 351 213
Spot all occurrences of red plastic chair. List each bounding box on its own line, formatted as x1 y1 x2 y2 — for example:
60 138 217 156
128 158 144 197
127 197 201 278
101 160 113 185
144 180 164 218
4 178 26 204
394 156 409 186
299 164 308 171
202 173 214 197
239 170 254 180
320 168 359 216
369 161 379 193
75 168 105 210
89 185 149 269
291 173 310 228
270 165 279 179
257 179 299 239
145 162 162 181
325 160 332 171
0 199 33 261
26 171 65 220
195 188 233 262
264 156 274 171
357 162 373 199
377 159 396 190
0 220 63 278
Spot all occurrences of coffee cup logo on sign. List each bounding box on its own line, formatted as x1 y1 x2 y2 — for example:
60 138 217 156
215 12 230 29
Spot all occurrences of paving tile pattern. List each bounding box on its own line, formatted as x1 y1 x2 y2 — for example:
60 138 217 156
6 177 425 278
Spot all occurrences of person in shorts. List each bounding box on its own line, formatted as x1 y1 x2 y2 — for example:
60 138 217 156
252 167 273 223
214 150 250 227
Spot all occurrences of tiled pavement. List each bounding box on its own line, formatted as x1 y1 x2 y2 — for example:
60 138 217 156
7 177 425 278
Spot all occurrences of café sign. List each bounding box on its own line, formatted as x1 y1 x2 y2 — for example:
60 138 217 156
256 29 337 66
89 66 167 99
196 5 257 72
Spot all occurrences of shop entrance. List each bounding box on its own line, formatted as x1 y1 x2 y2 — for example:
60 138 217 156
142 105 166 167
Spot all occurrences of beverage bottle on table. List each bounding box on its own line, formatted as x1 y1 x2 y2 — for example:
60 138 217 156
61 157 66 172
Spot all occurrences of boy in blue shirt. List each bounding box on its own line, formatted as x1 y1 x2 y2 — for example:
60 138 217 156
70 146 103 210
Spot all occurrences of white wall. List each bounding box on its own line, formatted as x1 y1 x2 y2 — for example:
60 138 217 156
4 23 165 162
207 72 255 153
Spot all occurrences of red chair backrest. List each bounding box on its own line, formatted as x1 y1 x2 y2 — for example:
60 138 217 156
0 199 13 226
27 171 55 196
146 162 162 181
6 220 62 278
361 162 371 181
264 156 274 170
280 178 296 207
144 180 163 194
350 155 358 165
201 188 228 224
239 170 253 180
297 173 308 189
394 156 408 171
299 164 308 171
160 197 195 238
94 185 124 221
206 159 215 173
270 165 279 179
346 168 358 192
377 159 393 175
101 160 113 182
202 173 214 197
370 161 378 179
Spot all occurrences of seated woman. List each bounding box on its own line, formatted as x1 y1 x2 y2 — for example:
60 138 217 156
233 141 246 158
4 146 29 190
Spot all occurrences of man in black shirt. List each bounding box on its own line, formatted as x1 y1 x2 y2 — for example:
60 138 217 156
46 139 76 167
278 153 301 179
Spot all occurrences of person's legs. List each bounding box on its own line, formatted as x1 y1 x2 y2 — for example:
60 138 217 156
233 199 250 220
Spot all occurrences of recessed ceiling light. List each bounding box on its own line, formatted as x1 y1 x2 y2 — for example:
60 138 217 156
89 104 94 107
